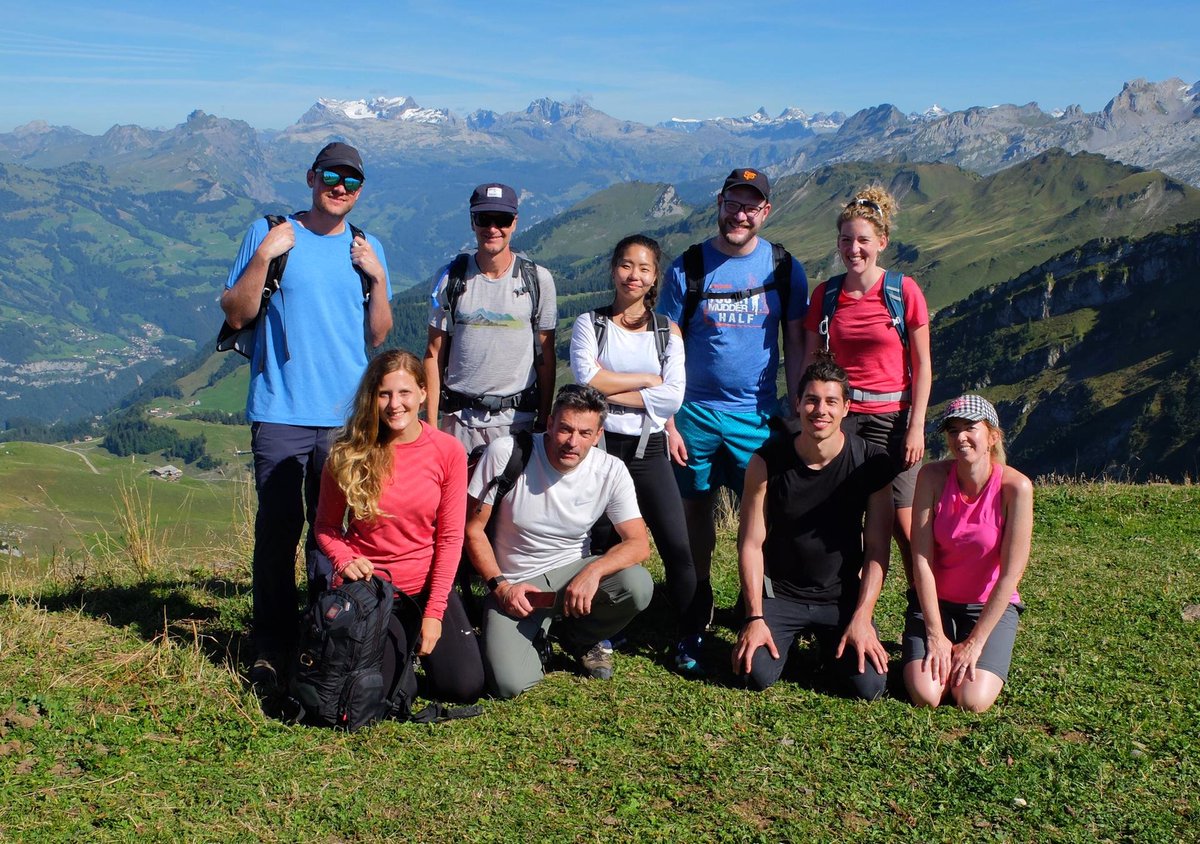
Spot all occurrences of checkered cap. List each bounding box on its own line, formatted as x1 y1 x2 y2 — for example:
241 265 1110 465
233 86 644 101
940 394 1000 430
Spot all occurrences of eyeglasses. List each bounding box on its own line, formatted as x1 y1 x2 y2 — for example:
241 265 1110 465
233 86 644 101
316 170 363 192
721 197 766 218
472 212 516 229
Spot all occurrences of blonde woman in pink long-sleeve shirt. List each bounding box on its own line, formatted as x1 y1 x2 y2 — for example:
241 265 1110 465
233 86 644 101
316 350 483 703
903 394 1033 712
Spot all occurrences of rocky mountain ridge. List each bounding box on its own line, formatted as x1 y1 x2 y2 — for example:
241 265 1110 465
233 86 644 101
931 221 1200 480
776 78 1200 185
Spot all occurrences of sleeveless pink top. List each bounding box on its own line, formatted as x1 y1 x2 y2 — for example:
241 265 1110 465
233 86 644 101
931 464 1020 605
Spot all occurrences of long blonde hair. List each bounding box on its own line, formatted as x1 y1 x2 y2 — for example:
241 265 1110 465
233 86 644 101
836 185 899 239
326 350 424 521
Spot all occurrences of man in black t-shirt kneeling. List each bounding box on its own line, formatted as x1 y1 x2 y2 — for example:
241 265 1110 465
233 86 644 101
733 357 894 699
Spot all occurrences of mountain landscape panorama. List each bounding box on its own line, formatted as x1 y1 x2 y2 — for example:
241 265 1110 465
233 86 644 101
1 75 1198 500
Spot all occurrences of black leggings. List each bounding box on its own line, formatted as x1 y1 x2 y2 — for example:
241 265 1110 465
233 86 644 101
592 430 708 636
381 590 484 704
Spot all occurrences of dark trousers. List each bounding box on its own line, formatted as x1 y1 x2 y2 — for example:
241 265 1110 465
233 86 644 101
747 594 887 700
250 422 335 653
592 430 708 636
383 590 485 704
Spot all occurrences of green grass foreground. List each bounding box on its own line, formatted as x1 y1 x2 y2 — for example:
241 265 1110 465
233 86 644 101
0 482 1196 842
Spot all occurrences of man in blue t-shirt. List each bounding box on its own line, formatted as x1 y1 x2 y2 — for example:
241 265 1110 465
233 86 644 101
221 142 393 691
657 168 808 632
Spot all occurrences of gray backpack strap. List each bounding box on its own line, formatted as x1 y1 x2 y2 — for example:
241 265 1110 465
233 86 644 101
515 255 544 366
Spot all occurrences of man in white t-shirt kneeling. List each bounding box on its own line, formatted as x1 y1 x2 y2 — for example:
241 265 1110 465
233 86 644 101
466 384 653 698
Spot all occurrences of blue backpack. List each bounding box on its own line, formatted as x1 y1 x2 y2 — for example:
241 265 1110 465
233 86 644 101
817 271 908 351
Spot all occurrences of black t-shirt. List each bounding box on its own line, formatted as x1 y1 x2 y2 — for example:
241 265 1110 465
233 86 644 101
758 431 893 606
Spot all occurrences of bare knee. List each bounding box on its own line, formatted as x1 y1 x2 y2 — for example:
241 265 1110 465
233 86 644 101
903 662 944 708
952 673 1004 712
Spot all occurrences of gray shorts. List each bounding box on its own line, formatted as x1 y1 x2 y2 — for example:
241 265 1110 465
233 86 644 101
441 413 534 454
901 591 1023 682
844 410 919 509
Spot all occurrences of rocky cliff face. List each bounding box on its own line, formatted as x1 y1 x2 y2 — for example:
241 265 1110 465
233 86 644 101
931 223 1200 480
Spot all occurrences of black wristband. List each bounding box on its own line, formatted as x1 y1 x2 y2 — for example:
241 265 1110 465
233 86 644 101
742 615 765 626
487 575 508 592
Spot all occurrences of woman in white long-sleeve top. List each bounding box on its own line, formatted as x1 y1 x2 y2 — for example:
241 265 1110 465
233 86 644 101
570 235 705 673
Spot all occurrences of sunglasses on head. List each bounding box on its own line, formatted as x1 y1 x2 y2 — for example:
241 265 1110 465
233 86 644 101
316 170 363 192
848 197 881 214
472 212 515 229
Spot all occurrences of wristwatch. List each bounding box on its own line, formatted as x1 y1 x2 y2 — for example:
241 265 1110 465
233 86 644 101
487 575 508 592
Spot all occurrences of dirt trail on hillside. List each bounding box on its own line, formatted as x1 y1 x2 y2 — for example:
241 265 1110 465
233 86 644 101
51 445 99 475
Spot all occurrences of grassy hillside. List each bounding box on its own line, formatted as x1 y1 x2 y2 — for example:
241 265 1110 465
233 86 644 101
0 441 247 560
929 221 1200 480
754 150 1200 309
0 481 1195 840
515 181 690 268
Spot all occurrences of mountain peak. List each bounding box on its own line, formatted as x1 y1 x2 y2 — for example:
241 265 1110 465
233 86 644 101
298 96 451 125
524 98 593 123
1097 77 1200 133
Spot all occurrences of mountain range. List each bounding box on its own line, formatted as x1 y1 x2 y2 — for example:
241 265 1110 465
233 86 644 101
2 77 1200 468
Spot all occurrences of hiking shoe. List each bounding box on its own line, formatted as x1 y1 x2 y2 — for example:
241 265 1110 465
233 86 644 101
578 640 614 680
533 629 554 670
674 635 704 676
249 655 280 698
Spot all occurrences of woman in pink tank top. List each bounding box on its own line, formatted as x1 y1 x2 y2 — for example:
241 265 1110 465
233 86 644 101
903 394 1033 712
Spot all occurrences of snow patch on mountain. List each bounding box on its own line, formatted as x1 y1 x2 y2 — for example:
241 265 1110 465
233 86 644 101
301 97 451 125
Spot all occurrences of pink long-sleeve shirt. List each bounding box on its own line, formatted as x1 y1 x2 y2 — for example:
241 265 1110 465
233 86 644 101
316 422 467 620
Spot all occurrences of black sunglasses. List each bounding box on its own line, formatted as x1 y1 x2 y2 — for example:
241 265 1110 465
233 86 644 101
316 169 363 192
472 212 516 229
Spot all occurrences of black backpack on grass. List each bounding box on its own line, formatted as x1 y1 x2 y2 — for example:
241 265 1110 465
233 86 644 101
288 575 397 731
288 575 483 731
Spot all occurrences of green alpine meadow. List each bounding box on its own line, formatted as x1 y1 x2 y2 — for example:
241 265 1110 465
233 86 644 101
0 477 1196 841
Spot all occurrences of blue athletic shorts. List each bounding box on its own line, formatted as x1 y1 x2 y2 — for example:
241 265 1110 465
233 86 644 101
672 401 773 499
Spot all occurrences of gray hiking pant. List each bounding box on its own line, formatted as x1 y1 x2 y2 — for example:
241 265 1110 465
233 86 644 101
483 556 653 699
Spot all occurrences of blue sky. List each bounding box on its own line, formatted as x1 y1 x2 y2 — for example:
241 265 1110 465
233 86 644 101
3 0 1197 133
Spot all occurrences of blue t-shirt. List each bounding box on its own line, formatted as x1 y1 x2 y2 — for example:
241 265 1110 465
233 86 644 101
658 238 808 413
224 215 392 426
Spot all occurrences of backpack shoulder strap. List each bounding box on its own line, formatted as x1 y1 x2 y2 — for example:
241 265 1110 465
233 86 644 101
445 253 471 327
882 270 908 348
346 222 371 304
680 243 706 338
262 215 289 298
493 429 534 503
771 243 792 325
818 274 846 353
650 311 671 369
515 255 544 366
591 306 612 358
